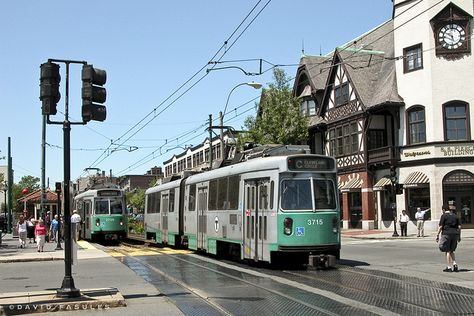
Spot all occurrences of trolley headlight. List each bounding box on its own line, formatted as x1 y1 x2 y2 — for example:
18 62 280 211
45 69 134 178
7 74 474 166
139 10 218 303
332 216 339 233
96 218 100 227
283 217 293 235
119 219 123 226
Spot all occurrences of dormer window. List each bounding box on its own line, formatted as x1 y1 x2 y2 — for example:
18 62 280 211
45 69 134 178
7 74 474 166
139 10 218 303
335 83 349 106
300 97 317 116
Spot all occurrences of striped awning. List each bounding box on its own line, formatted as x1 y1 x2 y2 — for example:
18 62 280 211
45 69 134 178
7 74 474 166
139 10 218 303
373 177 391 191
340 177 362 192
403 171 429 188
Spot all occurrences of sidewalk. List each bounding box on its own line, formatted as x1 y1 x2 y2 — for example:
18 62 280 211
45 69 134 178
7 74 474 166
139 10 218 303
0 233 183 315
341 228 474 239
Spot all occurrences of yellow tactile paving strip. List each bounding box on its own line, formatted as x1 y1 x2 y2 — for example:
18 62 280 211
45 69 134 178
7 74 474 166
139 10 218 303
105 245 192 257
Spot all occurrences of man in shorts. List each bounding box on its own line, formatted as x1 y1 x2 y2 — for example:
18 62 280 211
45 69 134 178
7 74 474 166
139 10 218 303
436 205 461 272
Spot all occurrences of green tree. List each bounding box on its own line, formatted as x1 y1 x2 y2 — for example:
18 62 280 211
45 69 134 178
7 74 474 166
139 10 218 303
126 189 145 213
240 68 308 146
13 175 40 211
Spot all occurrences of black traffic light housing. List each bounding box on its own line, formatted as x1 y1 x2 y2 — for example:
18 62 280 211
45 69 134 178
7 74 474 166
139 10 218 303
55 182 62 194
81 64 107 122
40 62 61 115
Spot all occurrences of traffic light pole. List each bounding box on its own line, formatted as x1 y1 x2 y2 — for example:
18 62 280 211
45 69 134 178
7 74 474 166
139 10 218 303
42 58 105 298
46 59 85 298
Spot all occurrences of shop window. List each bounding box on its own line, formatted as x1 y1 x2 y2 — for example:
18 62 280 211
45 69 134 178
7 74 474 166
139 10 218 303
405 187 431 219
349 192 362 229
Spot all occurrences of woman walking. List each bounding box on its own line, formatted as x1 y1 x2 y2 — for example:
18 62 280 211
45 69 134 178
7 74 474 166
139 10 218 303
436 205 461 272
16 215 27 248
35 219 47 252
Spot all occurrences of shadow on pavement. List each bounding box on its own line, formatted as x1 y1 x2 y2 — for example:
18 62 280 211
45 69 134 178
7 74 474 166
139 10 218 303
337 259 370 267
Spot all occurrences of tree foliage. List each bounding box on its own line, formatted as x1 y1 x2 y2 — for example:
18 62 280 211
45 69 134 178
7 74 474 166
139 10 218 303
13 176 40 211
240 68 308 146
126 189 145 213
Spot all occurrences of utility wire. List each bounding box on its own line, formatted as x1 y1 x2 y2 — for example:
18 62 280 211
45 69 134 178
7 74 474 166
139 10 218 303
83 0 271 175
110 0 439 176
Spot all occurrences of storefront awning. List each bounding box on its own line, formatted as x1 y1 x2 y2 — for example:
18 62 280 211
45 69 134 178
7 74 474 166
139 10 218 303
402 171 429 188
340 177 362 192
373 177 391 191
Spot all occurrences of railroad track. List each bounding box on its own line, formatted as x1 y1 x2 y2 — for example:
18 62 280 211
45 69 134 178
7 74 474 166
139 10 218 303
96 241 474 315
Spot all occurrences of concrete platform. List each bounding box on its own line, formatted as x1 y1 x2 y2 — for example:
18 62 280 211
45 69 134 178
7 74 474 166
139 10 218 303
0 234 184 315
0 288 125 315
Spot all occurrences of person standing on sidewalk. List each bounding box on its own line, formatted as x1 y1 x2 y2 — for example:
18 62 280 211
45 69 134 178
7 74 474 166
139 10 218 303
16 215 27 248
26 216 35 243
415 207 430 237
35 219 47 252
50 215 59 242
399 210 410 237
436 205 461 272
71 210 82 241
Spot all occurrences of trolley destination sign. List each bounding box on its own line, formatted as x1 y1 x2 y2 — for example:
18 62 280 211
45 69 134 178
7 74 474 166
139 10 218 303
288 156 335 171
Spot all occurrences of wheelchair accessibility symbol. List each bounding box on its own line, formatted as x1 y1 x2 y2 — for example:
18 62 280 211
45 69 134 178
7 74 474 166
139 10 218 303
296 227 305 236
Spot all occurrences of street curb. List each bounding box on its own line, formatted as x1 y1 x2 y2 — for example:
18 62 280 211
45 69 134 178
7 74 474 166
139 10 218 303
0 257 64 264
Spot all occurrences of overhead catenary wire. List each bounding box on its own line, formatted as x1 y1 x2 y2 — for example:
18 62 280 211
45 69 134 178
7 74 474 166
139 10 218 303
82 0 272 176
105 0 449 177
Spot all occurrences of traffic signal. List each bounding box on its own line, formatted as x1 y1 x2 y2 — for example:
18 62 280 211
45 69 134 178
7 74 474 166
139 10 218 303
55 182 62 194
81 64 107 122
39 62 61 115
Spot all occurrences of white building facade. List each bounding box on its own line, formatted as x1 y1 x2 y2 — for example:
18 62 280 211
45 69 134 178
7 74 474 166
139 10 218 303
394 0 474 231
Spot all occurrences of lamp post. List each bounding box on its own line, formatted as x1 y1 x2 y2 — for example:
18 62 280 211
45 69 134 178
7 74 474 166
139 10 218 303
390 166 399 237
220 82 262 161
55 182 62 250
1 182 6 232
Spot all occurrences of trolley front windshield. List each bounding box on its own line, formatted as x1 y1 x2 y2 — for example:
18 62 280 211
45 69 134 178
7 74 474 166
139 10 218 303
95 198 124 215
281 178 336 211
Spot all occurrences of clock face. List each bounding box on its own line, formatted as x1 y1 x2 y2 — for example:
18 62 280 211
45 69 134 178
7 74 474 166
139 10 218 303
438 23 466 50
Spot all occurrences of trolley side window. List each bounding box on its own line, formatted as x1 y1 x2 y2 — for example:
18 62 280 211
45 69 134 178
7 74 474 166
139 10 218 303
209 180 218 210
228 176 240 210
280 179 312 210
188 184 196 212
169 189 175 212
155 192 161 213
162 194 169 212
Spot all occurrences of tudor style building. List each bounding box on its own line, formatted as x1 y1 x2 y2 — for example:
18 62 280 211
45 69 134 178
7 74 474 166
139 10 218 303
293 0 474 232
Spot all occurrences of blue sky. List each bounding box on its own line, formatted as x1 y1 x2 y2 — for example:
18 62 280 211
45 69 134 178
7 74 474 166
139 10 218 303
0 0 393 185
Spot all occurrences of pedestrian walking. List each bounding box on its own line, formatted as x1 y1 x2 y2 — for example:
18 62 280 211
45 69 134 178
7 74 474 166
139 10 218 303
35 219 47 252
45 211 51 242
50 215 59 242
26 216 35 243
436 205 461 272
59 215 64 242
71 210 82 241
399 209 410 237
17 215 28 248
415 207 430 237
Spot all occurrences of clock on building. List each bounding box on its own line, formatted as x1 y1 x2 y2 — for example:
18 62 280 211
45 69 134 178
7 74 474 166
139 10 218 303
430 3 472 57
438 23 466 50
